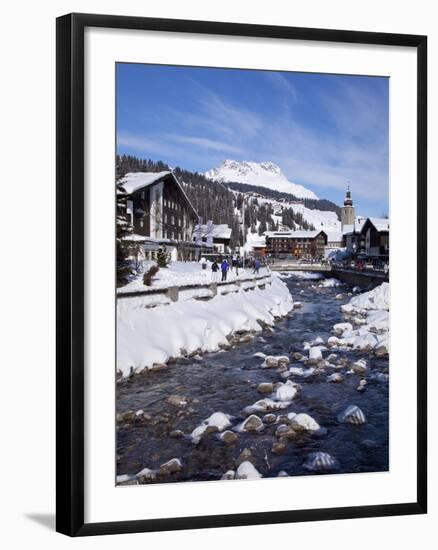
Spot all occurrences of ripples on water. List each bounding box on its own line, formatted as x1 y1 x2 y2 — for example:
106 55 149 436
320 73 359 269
116 278 389 483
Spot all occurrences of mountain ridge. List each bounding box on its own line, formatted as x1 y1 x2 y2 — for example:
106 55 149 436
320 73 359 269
205 159 319 200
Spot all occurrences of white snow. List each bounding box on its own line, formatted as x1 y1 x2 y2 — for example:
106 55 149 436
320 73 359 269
190 412 233 444
235 461 262 480
341 282 389 314
275 381 299 402
332 283 390 354
117 274 293 376
244 398 292 414
290 412 320 432
118 171 171 194
119 261 271 294
318 277 342 288
308 346 323 361
205 160 318 199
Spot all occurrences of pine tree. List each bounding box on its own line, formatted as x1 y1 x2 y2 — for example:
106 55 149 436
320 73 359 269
156 246 170 268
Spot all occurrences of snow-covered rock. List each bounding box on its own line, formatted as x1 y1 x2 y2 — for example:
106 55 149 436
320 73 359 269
275 381 299 401
318 278 341 288
190 412 233 444
308 346 323 362
327 373 344 383
333 322 353 335
244 398 291 414
257 382 274 394
235 461 262 480
159 458 183 475
236 414 264 433
352 359 367 374
290 413 320 432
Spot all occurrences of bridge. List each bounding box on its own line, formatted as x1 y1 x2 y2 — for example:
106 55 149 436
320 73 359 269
271 260 388 288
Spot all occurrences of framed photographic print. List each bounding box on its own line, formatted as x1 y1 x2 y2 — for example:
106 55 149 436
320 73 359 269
56 12 427 536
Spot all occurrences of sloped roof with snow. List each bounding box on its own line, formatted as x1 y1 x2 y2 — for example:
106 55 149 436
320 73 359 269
265 230 326 239
325 231 343 243
194 224 232 239
118 171 171 194
367 217 390 232
117 171 198 219
342 217 367 235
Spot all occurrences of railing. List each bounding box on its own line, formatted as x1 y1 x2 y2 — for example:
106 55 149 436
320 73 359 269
117 273 272 306
331 261 389 279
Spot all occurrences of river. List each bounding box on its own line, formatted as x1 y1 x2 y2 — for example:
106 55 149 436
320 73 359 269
116 275 389 483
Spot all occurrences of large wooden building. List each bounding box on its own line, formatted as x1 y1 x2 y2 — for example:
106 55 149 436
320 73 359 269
117 171 204 260
265 230 328 259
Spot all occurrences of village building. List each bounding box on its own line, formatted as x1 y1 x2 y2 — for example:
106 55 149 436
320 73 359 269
342 216 366 254
324 230 343 257
360 217 390 260
117 171 205 261
265 230 328 259
193 223 232 254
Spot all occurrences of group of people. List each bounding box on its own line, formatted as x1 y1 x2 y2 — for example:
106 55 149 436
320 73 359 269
207 256 262 282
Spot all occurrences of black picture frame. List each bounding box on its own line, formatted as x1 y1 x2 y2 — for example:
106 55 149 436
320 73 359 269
56 12 427 537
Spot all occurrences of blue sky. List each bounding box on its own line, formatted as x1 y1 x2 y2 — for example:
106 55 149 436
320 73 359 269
117 63 389 217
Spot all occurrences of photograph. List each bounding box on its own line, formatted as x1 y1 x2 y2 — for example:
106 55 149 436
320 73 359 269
115 63 390 485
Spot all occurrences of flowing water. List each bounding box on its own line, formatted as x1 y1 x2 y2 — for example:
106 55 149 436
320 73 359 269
116 276 389 483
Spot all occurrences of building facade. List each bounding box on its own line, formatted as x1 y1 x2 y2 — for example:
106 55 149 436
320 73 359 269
118 171 203 261
265 230 328 259
361 217 389 260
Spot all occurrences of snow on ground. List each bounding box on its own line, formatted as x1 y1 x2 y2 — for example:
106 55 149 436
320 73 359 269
117 274 293 377
329 283 389 355
118 261 270 294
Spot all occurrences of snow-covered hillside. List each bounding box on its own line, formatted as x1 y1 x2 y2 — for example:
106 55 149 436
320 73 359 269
258 196 341 233
205 160 318 200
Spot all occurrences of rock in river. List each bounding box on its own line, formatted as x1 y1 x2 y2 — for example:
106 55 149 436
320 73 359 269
219 430 239 444
327 373 344 383
275 381 299 401
244 398 291 414
352 359 367 374
159 458 183 475
303 452 339 472
338 405 366 425
236 461 262 480
166 394 188 407
290 412 321 432
236 414 264 433
190 412 233 444
257 382 274 395
262 356 279 368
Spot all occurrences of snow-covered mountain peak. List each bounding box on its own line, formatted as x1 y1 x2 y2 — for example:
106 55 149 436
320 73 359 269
205 160 318 200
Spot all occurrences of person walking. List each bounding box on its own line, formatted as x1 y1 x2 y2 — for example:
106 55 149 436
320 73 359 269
211 260 219 282
232 256 239 276
220 258 229 281
253 258 261 275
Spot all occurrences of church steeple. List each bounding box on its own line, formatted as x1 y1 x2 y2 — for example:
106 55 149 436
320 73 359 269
341 185 355 229
344 185 353 207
